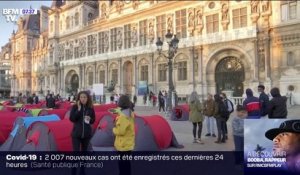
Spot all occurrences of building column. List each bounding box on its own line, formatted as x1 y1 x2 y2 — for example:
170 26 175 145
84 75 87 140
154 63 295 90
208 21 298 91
149 53 154 92
61 67 64 96
253 39 259 81
79 64 83 90
189 46 198 92
106 60 109 86
94 62 97 84
82 64 86 90
118 59 122 93
264 36 271 80
197 45 204 100
134 56 138 95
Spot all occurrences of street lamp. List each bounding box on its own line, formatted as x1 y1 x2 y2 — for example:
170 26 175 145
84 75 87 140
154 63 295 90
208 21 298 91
156 29 179 112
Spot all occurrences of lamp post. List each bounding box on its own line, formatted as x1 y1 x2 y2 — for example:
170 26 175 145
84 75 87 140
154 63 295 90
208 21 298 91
156 29 179 112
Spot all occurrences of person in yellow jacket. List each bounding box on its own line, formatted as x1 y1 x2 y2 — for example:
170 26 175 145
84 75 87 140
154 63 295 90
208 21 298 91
113 95 135 175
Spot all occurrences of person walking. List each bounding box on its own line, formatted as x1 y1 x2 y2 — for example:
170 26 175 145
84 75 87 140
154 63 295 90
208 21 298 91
113 95 135 175
220 93 234 139
268 87 288 118
46 94 56 108
203 94 216 137
188 91 204 144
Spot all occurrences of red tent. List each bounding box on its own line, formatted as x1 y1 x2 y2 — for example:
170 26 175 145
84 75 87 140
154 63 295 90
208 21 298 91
93 104 117 112
0 112 27 143
39 109 68 120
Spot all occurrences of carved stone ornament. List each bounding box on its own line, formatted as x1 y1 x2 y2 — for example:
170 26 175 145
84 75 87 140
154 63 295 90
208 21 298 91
101 3 108 18
221 2 229 31
195 6 203 35
132 0 139 10
117 28 123 49
187 8 195 36
115 1 124 14
148 19 155 43
131 23 138 47
250 0 259 14
167 14 173 33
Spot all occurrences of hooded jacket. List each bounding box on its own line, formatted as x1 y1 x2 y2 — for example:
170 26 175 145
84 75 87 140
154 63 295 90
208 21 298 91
268 88 287 118
243 89 260 117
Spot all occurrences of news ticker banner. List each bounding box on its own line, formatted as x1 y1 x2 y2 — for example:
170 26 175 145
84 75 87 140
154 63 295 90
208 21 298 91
1 152 242 175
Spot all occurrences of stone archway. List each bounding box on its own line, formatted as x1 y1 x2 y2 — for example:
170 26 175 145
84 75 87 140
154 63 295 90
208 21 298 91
205 47 252 97
215 56 245 96
123 61 133 95
65 70 79 94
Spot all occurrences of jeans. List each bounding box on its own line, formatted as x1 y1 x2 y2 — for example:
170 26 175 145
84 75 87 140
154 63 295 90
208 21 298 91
216 118 226 141
233 135 244 151
205 116 215 134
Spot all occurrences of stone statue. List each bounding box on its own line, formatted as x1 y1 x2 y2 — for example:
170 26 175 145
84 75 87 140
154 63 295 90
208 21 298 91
101 3 107 18
117 30 122 48
262 0 269 12
148 21 154 42
131 25 138 46
196 9 203 25
221 3 229 21
167 16 173 31
188 11 194 27
250 0 259 13
104 33 109 51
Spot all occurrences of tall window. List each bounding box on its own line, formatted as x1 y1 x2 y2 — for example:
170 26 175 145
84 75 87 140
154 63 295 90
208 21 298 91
74 46 79 58
98 32 107 54
178 61 187 81
88 71 93 86
112 69 118 83
206 14 219 33
88 35 96 56
111 28 117 52
158 64 167 81
75 13 79 26
99 70 105 84
232 7 247 29
156 14 166 41
281 1 297 21
66 16 70 29
65 49 72 60
140 65 148 81
175 9 187 39
139 20 147 46
124 24 131 49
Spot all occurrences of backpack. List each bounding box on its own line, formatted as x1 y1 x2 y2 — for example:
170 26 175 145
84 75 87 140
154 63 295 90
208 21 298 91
219 102 230 119
225 99 234 113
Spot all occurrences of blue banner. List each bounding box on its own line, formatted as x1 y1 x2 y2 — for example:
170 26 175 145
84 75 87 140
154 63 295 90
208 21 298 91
138 81 148 96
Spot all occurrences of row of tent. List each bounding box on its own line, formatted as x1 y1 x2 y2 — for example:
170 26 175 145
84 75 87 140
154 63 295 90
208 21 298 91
0 102 184 151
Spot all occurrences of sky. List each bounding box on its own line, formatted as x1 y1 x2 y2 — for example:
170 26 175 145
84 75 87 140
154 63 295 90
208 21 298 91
244 119 288 155
0 1 52 50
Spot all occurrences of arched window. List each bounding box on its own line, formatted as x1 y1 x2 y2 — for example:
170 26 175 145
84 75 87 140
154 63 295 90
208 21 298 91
75 12 79 26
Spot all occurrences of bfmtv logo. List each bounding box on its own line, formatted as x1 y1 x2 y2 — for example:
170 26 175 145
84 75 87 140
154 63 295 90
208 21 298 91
2 9 20 23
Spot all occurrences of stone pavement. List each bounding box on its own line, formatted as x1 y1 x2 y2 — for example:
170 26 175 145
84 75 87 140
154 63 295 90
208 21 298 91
134 105 300 151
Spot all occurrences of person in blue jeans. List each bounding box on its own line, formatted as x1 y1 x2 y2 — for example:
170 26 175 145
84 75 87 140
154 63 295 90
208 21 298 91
232 105 247 164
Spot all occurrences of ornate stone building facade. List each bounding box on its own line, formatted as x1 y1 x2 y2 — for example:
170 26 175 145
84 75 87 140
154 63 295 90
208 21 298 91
0 43 11 97
8 1 300 104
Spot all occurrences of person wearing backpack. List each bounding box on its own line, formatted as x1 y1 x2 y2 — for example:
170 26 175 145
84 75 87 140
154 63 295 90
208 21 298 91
214 94 227 143
220 93 234 140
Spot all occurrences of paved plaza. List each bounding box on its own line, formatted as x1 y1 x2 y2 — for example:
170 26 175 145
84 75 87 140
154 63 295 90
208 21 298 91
134 105 300 151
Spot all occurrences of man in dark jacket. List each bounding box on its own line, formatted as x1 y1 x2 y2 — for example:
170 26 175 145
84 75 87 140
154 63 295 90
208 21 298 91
243 88 260 118
46 94 56 108
268 87 287 118
258 85 269 117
